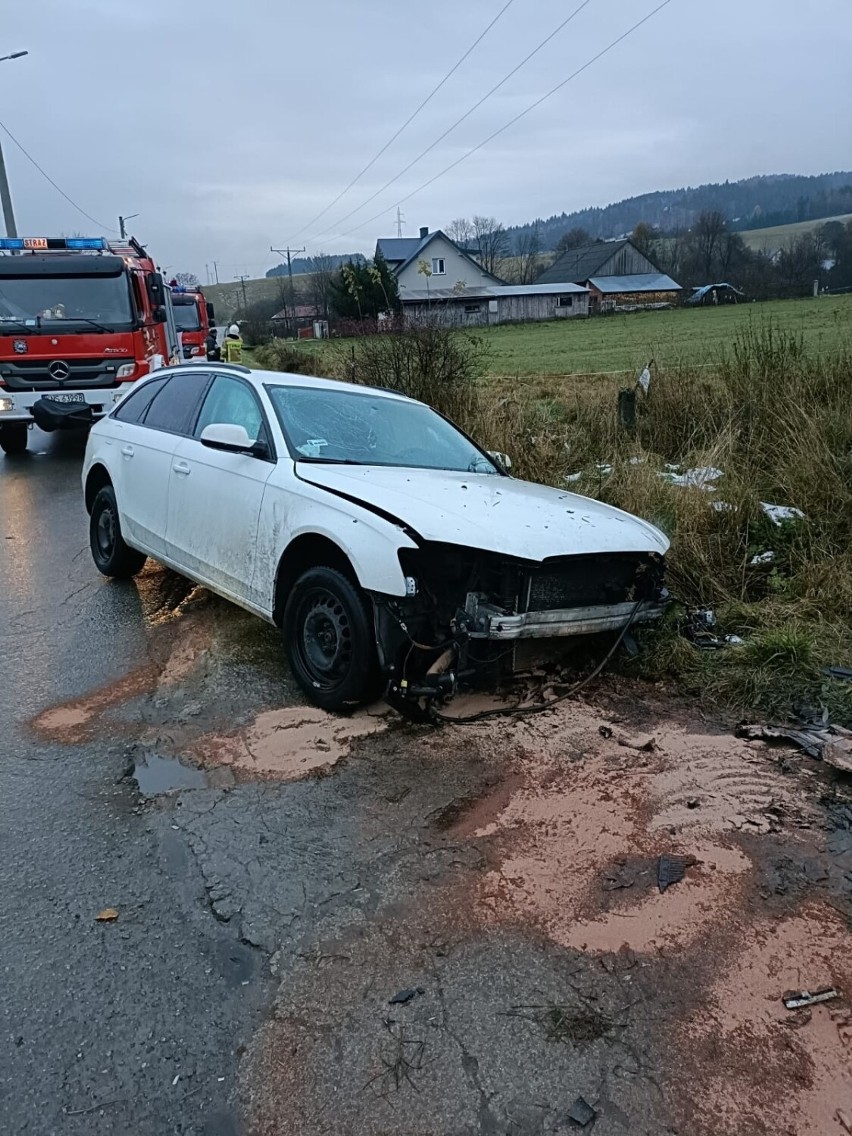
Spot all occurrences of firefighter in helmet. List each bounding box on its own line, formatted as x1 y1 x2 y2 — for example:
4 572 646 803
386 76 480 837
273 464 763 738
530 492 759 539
222 324 243 364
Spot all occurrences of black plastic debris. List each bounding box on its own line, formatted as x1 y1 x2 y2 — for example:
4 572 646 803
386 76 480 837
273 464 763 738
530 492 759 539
737 722 852 773
657 854 696 893
598 725 614 739
825 666 852 683
567 1096 596 1127
388 987 424 1006
782 987 840 1010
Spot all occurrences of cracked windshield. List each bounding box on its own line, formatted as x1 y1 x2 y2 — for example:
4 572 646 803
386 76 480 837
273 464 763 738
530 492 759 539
267 384 497 472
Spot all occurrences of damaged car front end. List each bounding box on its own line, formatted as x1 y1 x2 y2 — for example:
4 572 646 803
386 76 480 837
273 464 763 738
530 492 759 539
375 542 668 717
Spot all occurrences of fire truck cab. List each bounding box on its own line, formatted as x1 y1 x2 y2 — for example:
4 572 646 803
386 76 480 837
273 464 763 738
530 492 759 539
170 285 215 362
0 236 180 454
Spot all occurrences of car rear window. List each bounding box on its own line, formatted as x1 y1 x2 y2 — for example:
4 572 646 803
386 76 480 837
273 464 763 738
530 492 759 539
142 372 212 435
111 376 168 424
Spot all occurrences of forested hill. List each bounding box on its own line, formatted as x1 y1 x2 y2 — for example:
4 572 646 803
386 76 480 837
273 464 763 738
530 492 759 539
506 171 852 251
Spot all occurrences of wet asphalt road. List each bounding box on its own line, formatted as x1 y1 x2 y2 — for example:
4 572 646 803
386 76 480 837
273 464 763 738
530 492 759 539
0 428 271 1135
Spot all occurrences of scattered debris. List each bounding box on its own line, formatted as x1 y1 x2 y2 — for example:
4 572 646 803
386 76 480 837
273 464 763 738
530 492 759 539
598 725 614 739
684 609 744 649
388 987 424 1006
659 466 723 490
657 854 697 893
782 987 840 1010
95 908 119 922
750 550 776 565
825 666 852 683
737 722 852 771
836 1109 852 1134
567 1096 597 1127
617 734 656 752
564 472 583 484
761 502 805 526
687 798 700 810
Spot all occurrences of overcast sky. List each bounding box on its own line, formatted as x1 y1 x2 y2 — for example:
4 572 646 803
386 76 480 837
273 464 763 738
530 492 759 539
3 0 849 280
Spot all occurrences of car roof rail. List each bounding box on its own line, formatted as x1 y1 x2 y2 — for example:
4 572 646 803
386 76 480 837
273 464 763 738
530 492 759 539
159 360 253 375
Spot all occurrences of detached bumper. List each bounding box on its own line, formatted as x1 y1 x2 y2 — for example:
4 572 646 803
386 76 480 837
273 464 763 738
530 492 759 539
469 599 668 640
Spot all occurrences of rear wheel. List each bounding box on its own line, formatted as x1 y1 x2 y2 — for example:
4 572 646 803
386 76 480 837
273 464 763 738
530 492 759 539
0 423 28 455
89 485 147 578
283 566 381 711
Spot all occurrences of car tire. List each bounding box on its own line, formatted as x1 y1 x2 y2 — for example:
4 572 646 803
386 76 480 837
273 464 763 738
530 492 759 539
0 423 29 455
89 485 147 578
283 566 382 712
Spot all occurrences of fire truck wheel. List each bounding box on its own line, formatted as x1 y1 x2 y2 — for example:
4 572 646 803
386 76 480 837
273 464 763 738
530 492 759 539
89 486 147 578
0 423 29 455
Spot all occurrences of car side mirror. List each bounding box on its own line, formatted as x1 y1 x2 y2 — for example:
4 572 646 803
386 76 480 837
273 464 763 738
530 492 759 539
200 422 266 457
488 450 512 471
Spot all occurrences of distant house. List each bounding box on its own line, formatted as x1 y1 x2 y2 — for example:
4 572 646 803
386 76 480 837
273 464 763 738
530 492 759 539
376 226 503 299
536 239 681 312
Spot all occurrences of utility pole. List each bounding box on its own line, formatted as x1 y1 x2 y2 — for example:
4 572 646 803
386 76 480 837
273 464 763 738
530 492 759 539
395 206 405 238
234 273 250 313
212 260 220 284
118 212 138 240
270 245 305 338
0 50 29 240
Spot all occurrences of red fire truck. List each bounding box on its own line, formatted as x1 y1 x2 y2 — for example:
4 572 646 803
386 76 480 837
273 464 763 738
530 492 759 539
170 285 215 361
0 236 180 454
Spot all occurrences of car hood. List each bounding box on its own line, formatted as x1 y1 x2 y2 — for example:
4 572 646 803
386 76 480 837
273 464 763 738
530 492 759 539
297 465 669 561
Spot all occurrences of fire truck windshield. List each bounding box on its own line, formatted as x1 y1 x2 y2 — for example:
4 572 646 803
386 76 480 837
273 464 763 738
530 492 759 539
172 302 202 331
0 274 134 330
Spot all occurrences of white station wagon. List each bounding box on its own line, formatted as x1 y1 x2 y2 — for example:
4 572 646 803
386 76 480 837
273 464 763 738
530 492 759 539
82 363 669 713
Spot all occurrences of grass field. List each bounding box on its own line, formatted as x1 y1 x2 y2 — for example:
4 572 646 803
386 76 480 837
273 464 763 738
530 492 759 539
277 294 852 382
736 213 852 253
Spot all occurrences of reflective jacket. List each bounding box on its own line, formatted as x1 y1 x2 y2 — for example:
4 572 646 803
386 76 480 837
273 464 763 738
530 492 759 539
222 336 243 363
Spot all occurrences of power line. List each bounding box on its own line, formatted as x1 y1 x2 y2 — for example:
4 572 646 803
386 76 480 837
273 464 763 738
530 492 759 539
333 0 675 242
286 0 515 243
307 0 593 244
0 115 118 233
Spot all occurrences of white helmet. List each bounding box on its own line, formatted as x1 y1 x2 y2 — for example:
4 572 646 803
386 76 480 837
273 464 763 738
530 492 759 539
228 323 240 336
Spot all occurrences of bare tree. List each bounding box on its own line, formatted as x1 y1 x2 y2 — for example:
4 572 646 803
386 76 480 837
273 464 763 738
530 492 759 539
512 225 542 284
630 222 658 257
472 215 509 276
693 211 729 279
174 271 200 288
446 217 475 247
306 252 337 318
554 227 592 256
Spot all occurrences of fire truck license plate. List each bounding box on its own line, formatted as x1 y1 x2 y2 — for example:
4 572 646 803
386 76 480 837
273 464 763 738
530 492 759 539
50 393 86 404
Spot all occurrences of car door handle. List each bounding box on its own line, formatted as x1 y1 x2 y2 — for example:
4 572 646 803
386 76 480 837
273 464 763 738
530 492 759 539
121 445 134 458
173 461 191 476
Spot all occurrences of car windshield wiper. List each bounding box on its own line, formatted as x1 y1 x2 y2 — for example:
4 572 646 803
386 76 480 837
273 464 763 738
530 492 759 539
0 319 38 334
295 456 365 465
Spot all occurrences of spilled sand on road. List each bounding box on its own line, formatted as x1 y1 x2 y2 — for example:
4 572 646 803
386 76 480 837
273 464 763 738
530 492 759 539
190 705 390 780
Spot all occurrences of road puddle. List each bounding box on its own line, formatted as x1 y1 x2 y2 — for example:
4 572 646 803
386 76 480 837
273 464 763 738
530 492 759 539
133 752 210 796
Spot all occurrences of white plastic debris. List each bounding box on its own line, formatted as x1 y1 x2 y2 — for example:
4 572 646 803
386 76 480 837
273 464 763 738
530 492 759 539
596 463 613 475
750 550 775 565
712 500 736 513
628 455 645 466
637 365 652 394
725 634 745 645
660 466 723 490
564 472 583 483
761 502 805 526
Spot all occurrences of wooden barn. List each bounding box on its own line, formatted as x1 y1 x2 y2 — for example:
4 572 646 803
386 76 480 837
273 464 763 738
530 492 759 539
536 239 681 312
401 282 589 327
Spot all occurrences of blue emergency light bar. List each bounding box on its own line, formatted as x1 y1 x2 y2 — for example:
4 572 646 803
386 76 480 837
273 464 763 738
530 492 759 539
0 237 108 251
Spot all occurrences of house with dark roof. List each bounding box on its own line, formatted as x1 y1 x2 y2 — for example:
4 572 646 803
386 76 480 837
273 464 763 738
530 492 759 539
536 239 681 312
376 226 502 300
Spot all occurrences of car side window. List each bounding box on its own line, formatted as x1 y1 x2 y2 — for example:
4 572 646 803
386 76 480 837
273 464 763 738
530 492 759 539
111 376 168 424
141 372 212 435
194 374 265 443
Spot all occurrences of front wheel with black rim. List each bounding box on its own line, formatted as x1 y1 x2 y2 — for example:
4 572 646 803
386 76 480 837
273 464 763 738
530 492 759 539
89 485 147 578
0 423 28 455
283 566 381 712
